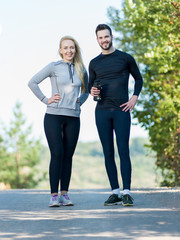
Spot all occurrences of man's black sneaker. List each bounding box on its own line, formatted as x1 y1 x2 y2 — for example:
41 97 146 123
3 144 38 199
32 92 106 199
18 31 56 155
104 194 122 206
122 194 134 206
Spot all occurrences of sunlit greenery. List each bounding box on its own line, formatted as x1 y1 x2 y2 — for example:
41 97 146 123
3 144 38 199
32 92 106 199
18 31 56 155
107 0 180 186
0 102 44 188
38 138 158 190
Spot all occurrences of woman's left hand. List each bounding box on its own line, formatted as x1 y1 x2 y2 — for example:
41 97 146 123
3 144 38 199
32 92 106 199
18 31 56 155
120 95 138 112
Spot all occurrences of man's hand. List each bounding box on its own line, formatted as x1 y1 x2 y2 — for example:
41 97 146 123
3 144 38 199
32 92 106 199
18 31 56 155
90 87 100 97
48 93 61 104
120 95 138 112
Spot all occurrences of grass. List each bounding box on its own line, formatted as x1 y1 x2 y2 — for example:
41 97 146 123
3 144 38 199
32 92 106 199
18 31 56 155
37 137 159 190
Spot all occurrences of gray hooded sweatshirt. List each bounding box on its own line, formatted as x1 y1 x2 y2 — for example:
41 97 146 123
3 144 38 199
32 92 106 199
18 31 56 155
28 60 89 117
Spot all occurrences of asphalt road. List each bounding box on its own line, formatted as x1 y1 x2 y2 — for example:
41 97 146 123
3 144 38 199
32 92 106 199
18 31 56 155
0 188 180 240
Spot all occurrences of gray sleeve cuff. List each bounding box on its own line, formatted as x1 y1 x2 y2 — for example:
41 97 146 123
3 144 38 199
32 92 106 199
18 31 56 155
41 97 49 105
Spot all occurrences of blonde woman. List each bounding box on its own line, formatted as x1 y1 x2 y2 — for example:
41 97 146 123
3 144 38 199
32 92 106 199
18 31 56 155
28 36 89 207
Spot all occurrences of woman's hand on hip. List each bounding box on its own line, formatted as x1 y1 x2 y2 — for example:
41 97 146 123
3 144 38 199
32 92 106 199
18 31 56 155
48 93 61 104
120 95 138 112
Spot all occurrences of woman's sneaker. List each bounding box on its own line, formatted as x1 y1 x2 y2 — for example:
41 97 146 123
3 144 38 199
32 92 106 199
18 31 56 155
59 194 74 206
122 194 134 206
49 194 60 207
104 194 122 206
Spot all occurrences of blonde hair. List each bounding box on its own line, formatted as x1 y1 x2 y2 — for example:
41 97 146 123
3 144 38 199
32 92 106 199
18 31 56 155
59 36 85 92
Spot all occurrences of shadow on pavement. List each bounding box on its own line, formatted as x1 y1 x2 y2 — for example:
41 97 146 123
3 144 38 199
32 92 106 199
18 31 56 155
0 189 179 240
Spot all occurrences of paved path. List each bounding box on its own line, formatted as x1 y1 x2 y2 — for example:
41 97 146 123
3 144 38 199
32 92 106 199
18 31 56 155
0 188 180 240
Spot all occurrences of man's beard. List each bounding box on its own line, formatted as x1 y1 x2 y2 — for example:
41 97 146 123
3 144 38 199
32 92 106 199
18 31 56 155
100 40 112 50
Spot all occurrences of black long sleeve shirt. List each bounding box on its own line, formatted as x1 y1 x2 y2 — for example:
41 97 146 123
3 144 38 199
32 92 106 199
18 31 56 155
88 49 143 110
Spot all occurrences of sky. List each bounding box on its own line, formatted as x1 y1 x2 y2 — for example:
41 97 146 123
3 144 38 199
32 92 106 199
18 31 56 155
0 0 148 143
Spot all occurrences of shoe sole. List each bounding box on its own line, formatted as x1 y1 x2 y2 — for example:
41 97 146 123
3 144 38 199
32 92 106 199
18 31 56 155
59 203 74 206
104 201 122 206
49 204 60 207
122 203 133 206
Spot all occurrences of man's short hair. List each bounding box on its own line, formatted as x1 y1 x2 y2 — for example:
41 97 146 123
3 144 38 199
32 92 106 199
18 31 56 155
95 24 112 36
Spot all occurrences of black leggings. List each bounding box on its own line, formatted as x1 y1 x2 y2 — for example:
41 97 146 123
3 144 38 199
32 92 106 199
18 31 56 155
44 113 80 193
95 109 131 190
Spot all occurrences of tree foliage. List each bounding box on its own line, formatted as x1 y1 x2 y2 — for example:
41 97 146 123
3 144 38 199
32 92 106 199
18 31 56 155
0 102 43 188
107 0 180 186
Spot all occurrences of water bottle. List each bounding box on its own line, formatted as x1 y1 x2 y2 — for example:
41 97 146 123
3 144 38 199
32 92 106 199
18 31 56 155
93 79 101 101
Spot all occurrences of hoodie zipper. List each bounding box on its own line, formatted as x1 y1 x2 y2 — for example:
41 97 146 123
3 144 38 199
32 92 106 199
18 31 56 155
67 63 74 83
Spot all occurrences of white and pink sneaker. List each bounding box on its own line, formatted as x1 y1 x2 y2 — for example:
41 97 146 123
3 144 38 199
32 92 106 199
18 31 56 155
59 193 74 206
49 194 60 207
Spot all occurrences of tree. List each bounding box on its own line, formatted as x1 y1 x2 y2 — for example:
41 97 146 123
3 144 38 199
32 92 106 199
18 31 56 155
107 0 180 186
0 101 43 188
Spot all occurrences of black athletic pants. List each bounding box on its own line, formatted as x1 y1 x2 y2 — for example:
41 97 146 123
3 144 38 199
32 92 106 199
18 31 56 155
44 113 80 193
95 109 131 190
